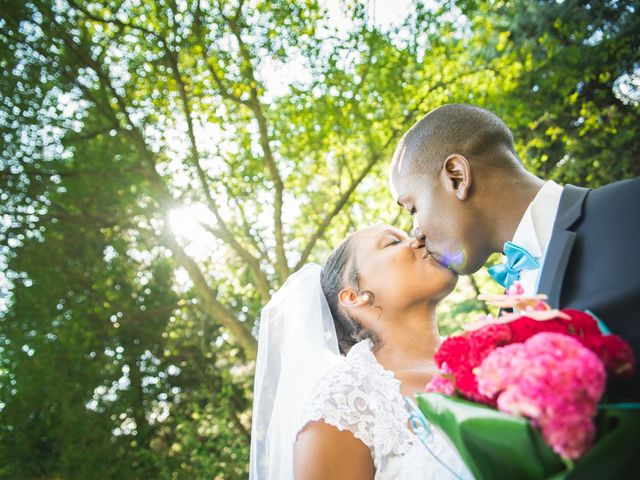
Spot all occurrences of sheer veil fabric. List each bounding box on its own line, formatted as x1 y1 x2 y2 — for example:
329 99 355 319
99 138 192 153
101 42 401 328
249 263 343 479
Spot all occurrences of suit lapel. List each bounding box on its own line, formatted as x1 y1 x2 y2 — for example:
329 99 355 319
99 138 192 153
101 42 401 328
536 185 590 307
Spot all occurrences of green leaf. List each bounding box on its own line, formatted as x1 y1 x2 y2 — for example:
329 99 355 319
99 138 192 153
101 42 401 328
415 393 565 480
416 394 640 480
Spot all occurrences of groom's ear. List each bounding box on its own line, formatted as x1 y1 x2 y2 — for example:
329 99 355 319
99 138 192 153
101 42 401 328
442 154 471 201
338 288 369 309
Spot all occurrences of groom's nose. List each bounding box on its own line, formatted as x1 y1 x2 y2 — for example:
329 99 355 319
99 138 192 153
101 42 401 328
411 227 426 249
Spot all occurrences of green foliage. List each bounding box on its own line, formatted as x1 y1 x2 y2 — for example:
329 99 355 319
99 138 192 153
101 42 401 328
0 0 637 477
462 0 640 185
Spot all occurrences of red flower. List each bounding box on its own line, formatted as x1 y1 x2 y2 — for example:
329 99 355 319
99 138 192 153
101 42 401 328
469 324 512 356
430 325 511 404
508 316 568 343
434 336 472 370
456 368 494 405
579 334 636 378
561 309 601 337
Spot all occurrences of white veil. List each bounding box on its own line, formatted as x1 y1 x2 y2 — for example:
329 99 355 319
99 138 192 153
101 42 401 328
249 263 343 479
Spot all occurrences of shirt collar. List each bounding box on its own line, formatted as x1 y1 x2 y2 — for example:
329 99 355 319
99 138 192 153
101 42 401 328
511 180 564 261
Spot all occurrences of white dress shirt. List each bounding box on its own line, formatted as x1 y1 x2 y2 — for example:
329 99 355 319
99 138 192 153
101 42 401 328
510 180 564 295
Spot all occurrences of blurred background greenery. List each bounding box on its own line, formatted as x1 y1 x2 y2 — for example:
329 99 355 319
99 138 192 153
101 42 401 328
0 0 638 478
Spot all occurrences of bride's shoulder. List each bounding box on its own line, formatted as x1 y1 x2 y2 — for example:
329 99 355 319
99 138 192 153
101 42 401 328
298 340 379 445
298 339 405 446
311 339 389 394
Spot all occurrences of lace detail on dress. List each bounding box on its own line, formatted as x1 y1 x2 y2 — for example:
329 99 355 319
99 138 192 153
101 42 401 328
298 340 414 469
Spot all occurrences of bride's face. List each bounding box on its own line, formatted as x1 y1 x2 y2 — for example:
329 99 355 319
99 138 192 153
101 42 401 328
351 224 457 309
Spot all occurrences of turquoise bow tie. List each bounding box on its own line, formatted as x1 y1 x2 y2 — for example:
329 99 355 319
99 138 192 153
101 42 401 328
488 241 540 288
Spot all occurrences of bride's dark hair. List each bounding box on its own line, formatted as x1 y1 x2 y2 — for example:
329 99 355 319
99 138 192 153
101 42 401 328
320 235 380 355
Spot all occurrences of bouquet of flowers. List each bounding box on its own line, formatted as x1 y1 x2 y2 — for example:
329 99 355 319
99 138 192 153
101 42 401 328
413 283 639 480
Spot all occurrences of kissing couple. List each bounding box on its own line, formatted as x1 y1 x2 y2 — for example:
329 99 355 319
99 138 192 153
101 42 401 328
249 104 640 479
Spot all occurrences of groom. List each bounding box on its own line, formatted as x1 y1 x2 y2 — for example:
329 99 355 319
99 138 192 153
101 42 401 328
389 104 640 401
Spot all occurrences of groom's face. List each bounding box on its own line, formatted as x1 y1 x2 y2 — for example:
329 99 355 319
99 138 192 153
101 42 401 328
392 173 458 268
391 171 486 275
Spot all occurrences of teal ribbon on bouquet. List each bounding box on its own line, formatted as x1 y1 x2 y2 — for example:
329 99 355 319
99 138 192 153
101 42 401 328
488 241 540 288
413 393 640 480
404 397 466 480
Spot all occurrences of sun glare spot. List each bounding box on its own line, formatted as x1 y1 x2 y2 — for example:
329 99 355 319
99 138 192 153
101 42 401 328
167 204 217 261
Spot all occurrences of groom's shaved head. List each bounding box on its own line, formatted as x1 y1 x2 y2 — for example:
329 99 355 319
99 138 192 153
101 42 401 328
391 104 520 178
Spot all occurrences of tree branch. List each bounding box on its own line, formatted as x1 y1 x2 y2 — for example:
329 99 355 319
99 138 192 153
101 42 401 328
68 0 162 41
216 4 289 278
163 35 271 301
218 176 270 262
199 221 271 301
162 227 257 358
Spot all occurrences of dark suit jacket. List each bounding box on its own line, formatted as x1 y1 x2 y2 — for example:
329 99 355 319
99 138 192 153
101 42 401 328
537 178 640 479
537 177 640 400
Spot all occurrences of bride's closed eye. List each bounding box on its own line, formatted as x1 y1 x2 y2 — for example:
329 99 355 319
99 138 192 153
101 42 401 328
375 228 408 248
385 232 409 247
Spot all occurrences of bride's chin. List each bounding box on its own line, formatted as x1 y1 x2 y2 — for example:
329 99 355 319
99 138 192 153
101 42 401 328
438 270 459 296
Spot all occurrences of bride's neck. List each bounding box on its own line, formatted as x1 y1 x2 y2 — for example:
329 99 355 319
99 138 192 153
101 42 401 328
373 305 441 370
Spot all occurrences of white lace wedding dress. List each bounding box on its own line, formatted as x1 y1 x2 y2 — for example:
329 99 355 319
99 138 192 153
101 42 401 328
297 339 474 480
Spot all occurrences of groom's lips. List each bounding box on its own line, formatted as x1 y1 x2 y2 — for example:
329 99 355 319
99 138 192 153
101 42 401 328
421 247 435 260
418 244 448 269
422 250 443 267
424 251 446 267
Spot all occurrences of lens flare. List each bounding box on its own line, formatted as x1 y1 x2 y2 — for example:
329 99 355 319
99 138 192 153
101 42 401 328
440 249 465 271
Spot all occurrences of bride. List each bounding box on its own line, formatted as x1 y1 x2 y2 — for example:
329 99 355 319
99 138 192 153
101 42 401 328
249 224 473 479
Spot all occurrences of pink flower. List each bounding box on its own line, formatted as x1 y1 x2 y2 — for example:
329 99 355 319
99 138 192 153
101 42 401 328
425 370 456 396
476 333 606 460
507 282 525 296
